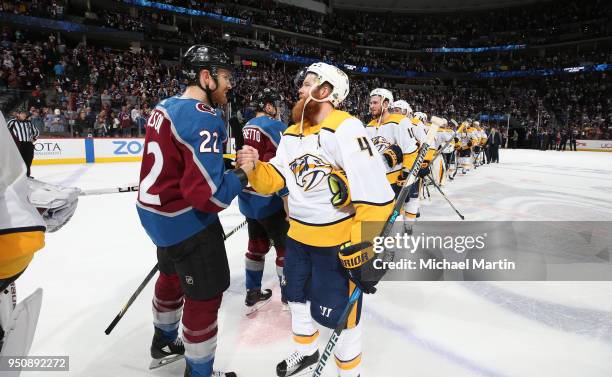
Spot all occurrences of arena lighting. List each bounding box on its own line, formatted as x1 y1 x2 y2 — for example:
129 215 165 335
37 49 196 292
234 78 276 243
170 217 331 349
425 44 526 53
122 0 249 25
563 66 585 73
268 50 609 78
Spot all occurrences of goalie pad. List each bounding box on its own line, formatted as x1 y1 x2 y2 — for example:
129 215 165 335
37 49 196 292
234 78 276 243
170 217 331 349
27 179 79 233
0 287 43 362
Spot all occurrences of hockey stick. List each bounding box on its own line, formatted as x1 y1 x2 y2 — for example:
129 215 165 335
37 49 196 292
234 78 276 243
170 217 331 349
104 219 248 335
451 150 460 179
313 118 442 377
79 184 139 196
425 175 465 220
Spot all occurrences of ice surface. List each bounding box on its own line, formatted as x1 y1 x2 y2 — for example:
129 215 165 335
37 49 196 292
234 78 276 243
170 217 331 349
16 149 612 376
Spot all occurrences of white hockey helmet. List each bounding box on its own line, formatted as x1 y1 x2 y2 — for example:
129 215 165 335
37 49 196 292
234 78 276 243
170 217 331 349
392 99 412 114
305 62 349 107
414 112 428 123
473 121 480 127
370 88 394 107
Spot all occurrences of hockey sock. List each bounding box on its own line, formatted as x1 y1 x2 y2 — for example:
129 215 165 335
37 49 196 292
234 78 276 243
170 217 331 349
289 301 319 356
182 296 221 376
334 322 362 377
153 272 184 339
245 238 270 290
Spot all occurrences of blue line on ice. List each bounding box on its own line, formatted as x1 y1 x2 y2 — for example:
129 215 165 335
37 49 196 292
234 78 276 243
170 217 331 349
462 281 612 342
365 307 509 377
59 164 90 186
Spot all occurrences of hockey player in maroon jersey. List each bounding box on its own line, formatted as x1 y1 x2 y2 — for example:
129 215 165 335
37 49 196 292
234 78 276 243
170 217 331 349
137 45 254 377
238 88 290 313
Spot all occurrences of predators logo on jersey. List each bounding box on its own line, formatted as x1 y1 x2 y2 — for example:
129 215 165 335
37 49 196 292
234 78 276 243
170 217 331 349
289 154 333 191
371 136 391 153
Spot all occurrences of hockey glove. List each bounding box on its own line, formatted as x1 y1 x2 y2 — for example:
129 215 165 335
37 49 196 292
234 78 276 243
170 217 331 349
338 241 380 294
418 162 430 178
382 144 403 168
328 169 351 208
396 170 408 187
28 178 79 233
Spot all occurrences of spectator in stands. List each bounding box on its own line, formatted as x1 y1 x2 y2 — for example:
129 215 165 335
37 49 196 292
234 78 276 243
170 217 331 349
73 110 89 137
49 108 66 133
42 108 54 132
29 107 44 132
53 61 65 78
29 85 45 108
100 89 112 108
84 106 96 127
119 105 133 137
108 111 120 136
131 104 145 136
94 109 108 136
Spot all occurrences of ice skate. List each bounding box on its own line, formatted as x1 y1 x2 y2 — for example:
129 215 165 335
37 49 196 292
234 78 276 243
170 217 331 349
276 350 319 377
245 288 272 316
149 327 185 369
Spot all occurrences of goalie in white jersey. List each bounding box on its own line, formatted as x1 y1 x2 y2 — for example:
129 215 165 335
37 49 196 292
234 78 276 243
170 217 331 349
237 63 394 377
0 111 77 361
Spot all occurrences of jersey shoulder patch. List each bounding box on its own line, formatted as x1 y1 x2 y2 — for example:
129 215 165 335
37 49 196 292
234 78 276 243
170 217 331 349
195 102 216 115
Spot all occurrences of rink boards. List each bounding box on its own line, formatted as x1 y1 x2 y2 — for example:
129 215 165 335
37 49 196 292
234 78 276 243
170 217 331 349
32 138 237 165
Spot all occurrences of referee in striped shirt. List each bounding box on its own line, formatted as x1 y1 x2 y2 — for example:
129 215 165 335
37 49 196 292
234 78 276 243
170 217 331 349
7 110 39 177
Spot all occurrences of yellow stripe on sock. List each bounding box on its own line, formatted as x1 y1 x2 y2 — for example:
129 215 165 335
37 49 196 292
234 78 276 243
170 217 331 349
335 353 362 370
293 330 319 345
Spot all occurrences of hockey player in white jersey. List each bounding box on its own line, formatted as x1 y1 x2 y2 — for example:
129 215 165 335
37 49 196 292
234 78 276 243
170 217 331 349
472 121 487 166
401 111 435 228
365 89 419 192
237 63 395 377
409 111 429 144
456 120 474 174
390 99 412 117
430 118 454 186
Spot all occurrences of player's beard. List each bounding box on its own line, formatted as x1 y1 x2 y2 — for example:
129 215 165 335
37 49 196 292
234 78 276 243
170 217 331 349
291 96 321 125
211 88 228 106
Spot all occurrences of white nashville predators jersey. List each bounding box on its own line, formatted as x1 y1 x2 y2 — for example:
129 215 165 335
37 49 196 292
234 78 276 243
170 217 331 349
365 113 418 180
0 111 46 279
467 126 480 144
436 127 456 153
408 117 428 145
248 110 395 247
458 125 472 148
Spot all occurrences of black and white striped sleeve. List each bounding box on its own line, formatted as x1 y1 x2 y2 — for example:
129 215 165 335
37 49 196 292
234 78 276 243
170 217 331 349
31 120 39 140
6 119 19 141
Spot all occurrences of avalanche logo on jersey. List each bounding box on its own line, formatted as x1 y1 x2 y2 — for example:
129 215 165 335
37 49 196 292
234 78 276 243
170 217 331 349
371 136 391 153
289 154 333 192
195 103 216 115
